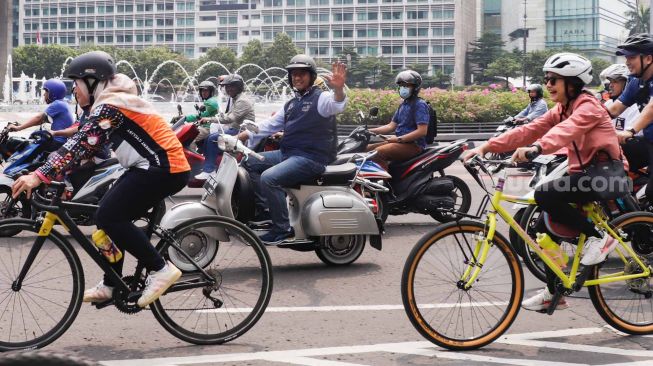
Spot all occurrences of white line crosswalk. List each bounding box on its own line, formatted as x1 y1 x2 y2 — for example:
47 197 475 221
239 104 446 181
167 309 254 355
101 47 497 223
100 327 653 366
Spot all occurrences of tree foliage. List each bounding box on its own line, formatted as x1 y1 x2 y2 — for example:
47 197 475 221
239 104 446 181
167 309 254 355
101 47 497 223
625 4 650 35
196 47 237 83
485 54 522 88
262 33 301 70
12 44 77 78
467 32 506 82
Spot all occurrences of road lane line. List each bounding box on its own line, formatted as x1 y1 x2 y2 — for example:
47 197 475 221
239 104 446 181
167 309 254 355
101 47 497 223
496 339 653 358
501 328 604 340
387 346 585 366
261 356 368 366
195 302 509 314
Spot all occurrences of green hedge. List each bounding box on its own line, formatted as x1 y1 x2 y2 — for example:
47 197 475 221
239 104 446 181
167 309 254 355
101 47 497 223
340 87 553 124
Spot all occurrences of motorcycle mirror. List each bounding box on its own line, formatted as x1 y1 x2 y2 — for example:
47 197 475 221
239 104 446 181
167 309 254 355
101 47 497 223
177 104 182 114
194 104 200 111
369 107 379 117
242 120 259 134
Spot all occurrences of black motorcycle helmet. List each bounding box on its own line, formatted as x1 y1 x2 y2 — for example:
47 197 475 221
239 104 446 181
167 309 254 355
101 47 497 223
219 74 245 94
616 33 653 77
198 80 216 100
64 51 116 106
285 54 318 88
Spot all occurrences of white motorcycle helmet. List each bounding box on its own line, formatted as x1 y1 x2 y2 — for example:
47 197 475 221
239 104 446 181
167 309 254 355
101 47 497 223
601 64 630 82
542 52 593 85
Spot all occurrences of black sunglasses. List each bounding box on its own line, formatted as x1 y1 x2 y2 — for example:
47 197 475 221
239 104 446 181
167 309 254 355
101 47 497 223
544 76 563 86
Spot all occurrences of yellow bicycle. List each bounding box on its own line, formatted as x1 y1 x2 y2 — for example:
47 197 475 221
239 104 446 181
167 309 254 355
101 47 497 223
401 156 653 350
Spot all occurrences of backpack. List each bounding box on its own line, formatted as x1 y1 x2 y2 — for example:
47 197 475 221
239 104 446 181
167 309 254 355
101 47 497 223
414 98 438 144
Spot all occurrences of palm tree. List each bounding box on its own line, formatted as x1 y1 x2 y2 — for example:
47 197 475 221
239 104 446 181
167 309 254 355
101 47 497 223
625 2 650 35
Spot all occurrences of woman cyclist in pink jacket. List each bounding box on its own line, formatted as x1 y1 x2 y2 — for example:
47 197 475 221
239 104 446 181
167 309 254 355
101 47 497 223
463 53 622 312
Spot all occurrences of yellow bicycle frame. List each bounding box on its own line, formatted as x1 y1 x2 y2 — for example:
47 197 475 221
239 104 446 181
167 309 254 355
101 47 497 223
460 179 651 290
37 212 68 236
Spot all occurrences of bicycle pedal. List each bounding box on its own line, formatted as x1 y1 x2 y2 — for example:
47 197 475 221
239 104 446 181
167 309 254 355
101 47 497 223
546 291 564 315
92 299 114 309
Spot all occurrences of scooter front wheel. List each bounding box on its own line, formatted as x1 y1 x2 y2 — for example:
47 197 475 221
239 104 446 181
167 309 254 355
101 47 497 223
316 235 366 266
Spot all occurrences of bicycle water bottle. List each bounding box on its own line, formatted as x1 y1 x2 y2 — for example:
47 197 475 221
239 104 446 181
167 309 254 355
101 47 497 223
536 233 569 269
91 230 123 263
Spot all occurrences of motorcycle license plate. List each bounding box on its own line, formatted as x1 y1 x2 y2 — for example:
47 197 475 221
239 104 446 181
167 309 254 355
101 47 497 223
532 154 555 165
203 174 219 195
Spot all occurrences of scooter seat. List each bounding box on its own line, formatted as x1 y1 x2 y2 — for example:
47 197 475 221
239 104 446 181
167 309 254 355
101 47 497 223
289 163 358 187
388 148 434 175
94 158 119 169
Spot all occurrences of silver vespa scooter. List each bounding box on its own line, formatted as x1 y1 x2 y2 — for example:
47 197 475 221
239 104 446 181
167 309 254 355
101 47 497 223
160 125 384 266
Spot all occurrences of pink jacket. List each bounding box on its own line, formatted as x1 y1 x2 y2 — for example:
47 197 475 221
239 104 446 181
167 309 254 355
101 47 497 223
487 93 621 173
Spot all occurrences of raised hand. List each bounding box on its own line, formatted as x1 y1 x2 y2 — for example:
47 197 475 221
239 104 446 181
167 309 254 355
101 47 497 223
324 61 347 90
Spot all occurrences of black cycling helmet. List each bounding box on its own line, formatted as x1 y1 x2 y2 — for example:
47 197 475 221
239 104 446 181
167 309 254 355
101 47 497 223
616 33 653 78
219 74 245 94
64 51 117 106
286 54 318 87
616 33 653 56
526 83 544 99
395 70 423 94
198 80 216 100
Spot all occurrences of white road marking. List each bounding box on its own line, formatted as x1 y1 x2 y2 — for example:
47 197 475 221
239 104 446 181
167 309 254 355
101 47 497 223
196 302 509 314
100 327 653 366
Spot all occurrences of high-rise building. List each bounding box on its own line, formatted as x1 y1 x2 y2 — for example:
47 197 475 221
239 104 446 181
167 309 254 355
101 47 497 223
17 0 477 85
479 0 635 61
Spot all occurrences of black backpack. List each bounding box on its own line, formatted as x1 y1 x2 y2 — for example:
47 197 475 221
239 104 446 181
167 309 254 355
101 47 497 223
414 98 438 144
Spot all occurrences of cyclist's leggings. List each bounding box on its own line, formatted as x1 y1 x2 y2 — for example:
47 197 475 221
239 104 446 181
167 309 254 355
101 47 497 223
534 173 600 293
96 168 189 286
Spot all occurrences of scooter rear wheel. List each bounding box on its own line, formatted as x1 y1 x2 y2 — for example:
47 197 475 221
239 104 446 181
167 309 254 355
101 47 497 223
430 176 471 222
316 235 366 266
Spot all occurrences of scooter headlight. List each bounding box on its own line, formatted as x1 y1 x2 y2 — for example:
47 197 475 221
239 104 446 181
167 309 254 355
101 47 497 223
216 135 226 151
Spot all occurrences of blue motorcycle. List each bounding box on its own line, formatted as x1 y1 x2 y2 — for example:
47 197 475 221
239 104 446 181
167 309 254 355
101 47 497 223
0 122 54 235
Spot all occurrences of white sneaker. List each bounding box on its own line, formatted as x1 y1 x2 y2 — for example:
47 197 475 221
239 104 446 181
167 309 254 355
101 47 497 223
194 171 211 180
522 287 569 312
580 234 618 266
137 261 182 308
83 281 114 303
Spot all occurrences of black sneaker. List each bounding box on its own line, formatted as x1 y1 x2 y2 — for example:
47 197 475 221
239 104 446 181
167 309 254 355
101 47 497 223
259 228 295 246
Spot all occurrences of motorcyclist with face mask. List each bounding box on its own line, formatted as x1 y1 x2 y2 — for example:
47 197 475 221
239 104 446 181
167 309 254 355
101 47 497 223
194 74 256 180
8 78 74 152
187 80 220 151
514 84 548 123
366 70 429 169
238 54 348 245
11 51 190 308
609 34 653 197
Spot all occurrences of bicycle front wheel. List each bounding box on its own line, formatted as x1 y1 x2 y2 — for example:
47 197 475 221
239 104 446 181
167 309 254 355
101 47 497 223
0 219 83 351
589 212 653 335
152 216 273 345
401 220 524 350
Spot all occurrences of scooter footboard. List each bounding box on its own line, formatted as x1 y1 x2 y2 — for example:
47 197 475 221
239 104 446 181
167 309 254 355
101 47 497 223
159 201 229 242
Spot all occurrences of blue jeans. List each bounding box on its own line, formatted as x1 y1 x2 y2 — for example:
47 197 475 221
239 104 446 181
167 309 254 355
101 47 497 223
244 150 325 233
202 128 239 173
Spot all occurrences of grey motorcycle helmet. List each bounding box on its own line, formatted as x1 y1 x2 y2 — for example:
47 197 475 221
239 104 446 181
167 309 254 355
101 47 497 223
219 74 245 94
526 84 544 99
198 80 216 100
286 54 318 86
395 70 423 95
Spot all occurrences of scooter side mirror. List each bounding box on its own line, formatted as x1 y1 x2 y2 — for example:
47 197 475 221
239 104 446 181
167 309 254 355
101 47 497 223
369 107 379 117
177 104 182 115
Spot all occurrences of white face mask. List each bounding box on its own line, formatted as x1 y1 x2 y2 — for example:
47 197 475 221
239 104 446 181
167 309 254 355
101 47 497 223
399 86 413 99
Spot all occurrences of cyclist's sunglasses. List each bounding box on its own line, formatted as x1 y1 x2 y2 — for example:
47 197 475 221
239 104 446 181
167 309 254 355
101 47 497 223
544 76 563 86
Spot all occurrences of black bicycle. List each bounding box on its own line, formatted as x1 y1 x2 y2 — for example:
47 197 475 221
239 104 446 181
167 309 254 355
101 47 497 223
0 182 273 351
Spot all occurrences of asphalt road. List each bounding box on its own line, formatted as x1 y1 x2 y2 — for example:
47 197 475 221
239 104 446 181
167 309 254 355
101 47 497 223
0 162 651 366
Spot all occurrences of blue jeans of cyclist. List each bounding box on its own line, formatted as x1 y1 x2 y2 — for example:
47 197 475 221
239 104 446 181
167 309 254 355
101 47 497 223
244 150 325 233
202 128 239 173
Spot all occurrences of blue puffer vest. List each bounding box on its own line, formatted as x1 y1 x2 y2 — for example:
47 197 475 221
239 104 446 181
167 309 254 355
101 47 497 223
281 87 336 165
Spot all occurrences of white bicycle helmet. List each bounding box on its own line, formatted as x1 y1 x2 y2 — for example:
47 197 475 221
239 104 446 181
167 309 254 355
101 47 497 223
600 64 630 82
542 52 593 85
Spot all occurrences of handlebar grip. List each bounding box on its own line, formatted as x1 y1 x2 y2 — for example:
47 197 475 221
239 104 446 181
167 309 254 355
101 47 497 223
525 151 541 161
249 151 265 161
